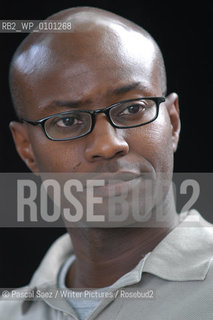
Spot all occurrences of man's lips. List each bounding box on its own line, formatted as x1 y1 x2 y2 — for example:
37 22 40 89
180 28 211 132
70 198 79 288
81 171 142 187
91 171 142 183
83 172 144 197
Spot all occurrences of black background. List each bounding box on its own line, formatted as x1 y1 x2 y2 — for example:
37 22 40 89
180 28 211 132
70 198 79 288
0 0 212 287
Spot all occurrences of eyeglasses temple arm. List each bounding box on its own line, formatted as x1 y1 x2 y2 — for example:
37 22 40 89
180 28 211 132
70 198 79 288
20 119 41 126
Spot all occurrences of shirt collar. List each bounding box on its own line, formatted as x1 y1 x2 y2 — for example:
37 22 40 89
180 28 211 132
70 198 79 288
143 209 213 281
29 232 73 288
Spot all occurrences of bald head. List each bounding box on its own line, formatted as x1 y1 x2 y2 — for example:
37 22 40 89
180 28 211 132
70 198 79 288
9 6 167 118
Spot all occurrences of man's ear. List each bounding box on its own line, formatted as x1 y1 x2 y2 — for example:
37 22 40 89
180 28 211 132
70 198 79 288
165 93 181 152
9 121 39 172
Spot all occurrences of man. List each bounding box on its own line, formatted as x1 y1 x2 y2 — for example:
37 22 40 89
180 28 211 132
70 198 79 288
1 6 212 320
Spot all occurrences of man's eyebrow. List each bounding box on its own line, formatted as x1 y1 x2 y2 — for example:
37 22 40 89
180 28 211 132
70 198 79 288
40 82 147 112
40 98 92 112
56 82 144 107
109 82 146 95
55 99 92 109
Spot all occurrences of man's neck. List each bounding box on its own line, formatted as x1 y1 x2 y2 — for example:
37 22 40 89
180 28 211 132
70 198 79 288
65 191 180 289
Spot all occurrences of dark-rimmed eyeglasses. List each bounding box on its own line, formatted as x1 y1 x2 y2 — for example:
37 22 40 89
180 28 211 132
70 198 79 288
21 97 165 141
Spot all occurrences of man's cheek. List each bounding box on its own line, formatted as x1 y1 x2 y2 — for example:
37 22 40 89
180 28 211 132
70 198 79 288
31 143 64 172
136 120 172 148
135 123 173 169
35 144 83 172
150 125 174 171
150 112 173 149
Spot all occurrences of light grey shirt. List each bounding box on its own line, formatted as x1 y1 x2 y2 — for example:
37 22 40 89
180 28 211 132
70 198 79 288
1 209 213 320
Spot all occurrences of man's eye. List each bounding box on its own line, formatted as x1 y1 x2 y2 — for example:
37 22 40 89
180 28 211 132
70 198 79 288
56 116 81 127
122 104 145 115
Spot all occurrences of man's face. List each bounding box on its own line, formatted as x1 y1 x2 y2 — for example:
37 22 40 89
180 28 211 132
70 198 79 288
11 23 180 225
14 26 177 172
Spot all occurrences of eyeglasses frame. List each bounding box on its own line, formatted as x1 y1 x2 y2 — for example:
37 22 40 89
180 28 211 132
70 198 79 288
21 96 165 141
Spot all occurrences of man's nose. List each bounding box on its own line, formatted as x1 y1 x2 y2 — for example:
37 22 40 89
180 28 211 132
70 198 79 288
84 115 129 161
